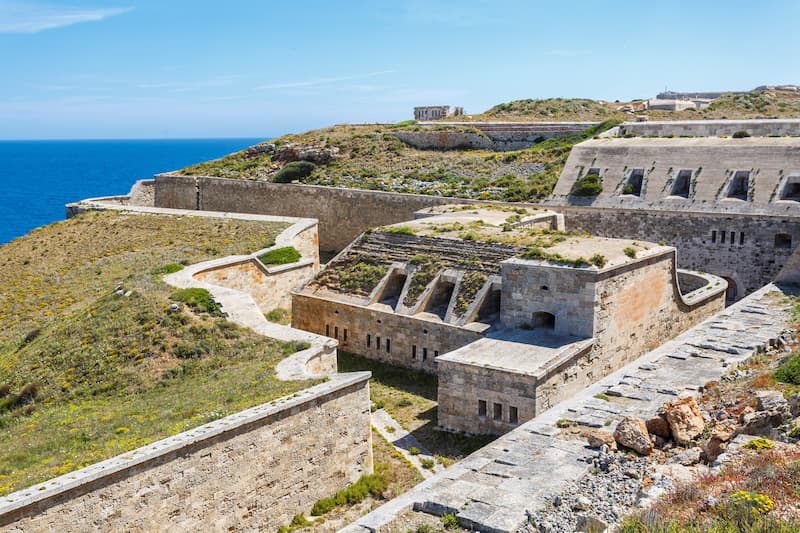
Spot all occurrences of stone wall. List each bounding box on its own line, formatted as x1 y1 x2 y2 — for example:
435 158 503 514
619 118 800 138
0 375 372 533
552 206 800 298
292 295 483 374
128 179 155 207
154 175 458 252
549 136 800 215
396 122 595 151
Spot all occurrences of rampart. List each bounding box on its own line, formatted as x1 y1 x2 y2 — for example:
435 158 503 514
0 374 371 533
618 118 800 138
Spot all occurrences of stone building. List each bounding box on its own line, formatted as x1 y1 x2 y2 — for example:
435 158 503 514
413 105 464 121
293 205 725 433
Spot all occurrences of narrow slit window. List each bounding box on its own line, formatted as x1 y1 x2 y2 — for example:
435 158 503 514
376 336 381 350
343 328 348 342
721 231 726 244
730 231 735 244
422 348 428 361
412 345 417 359
478 400 487 417
493 403 502 421
386 339 391 353
434 350 439 357
740 232 745 245
367 334 371 347
509 406 519 424
334 326 339 339
711 230 716 243
325 324 330 336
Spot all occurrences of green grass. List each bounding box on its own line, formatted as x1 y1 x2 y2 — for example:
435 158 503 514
774 352 800 385
313 253 389 296
265 307 291 325
0 210 319 496
170 287 224 316
259 245 302 266
338 352 496 466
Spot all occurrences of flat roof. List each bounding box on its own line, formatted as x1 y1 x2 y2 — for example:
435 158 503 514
437 328 592 376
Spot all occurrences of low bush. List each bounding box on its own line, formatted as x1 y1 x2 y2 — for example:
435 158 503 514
264 308 290 325
382 226 415 236
310 472 389 516
153 263 184 275
259 246 301 266
408 446 421 456
272 161 316 183
589 254 607 267
745 437 775 450
774 353 800 385
441 513 459 530
570 172 602 196
420 458 435 469
624 247 637 259
170 288 224 316
732 130 751 138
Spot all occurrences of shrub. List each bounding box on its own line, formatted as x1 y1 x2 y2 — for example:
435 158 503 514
589 254 607 267
774 353 800 384
272 161 316 183
745 437 775 450
408 446 421 456
593 393 610 401
728 490 773 514
281 341 311 355
382 225 415 236
153 263 184 275
421 458 435 469
622 183 635 194
624 247 637 259
397 398 412 408
441 513 459 530
732 130 751 138
570 172 603 196
264 308 291 325
170 288 223 316
415 526 434 533
789 425 800 439
310 472 389 516
259 246 301 265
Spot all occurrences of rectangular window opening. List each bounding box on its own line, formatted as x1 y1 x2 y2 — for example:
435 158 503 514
343 328 348 342
509 406 519 425
727 171 750 200
434 350 439 357
721 231 726 244
711 230 716 243
325 324 330 337
334 326 339 339
376 336 381 350
493 403 502 421
740 232 745 245
386 339 391 353
671 170 692 198
367 334 371 348
412 345 417 359
730 231 736 245
478 400 487 417
422 348 428 361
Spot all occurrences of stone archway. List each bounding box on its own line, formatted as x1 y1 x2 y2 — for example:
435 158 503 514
531 311 556 330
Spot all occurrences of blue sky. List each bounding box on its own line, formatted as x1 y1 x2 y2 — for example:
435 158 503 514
1 0 798 139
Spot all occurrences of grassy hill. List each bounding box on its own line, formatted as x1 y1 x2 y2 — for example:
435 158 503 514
0 210 315 495
179 120 619 202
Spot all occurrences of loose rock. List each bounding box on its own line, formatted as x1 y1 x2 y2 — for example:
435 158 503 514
613 417 653 455
664 397 705 445
586 430 617 451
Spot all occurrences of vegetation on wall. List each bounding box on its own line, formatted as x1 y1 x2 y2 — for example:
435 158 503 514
570 172 603 197
259 245 302 266
272 161 316 183
453 271 488 317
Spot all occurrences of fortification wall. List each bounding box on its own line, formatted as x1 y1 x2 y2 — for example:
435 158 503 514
154 175 458 252
292 295 483 374
0 374 372 532
552 206 800 298
396 122 595 151
619 118 800 138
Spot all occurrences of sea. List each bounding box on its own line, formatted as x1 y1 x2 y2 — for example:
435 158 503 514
0 138 265 245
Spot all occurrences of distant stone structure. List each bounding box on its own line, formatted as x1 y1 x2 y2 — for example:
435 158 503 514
413 105 464 121
656 90 738 100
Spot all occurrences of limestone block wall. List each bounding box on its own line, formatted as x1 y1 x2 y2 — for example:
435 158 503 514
0 374 372 533
619 119 800 138
195 259 315 313
552 206 800 298
154 175 459 252
292 294 483 373
127 179 155 207
549 137 800 215
192 218 320 313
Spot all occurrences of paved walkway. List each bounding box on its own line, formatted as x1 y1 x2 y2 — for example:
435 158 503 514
371 409 442 478
342 284 793 533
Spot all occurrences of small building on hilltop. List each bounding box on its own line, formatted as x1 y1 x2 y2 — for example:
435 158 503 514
414 105 464 121
292 205 726 434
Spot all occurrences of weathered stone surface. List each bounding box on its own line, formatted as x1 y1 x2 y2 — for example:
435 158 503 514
273 143 340 165
664 397 706 445
575 514 608 532
645 415 671 439
755 390 790 415
613 417 653 455
586 430 617 450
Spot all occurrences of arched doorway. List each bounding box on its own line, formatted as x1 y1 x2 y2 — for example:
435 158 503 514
531 311 556 330
721 276 738 305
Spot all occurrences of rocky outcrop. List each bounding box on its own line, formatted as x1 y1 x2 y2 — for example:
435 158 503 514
613 417 653 455
664 397 705 445
243 142 340 166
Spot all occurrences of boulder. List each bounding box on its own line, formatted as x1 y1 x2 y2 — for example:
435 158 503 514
664 397 706 445
613 416 653 455
586 430 617 450
704 436 728 462
575 514 608 533
273 143 339 165
646 415 672 439
740 411 784 436
755 390 790 414
789 393 800 417
573 496 592 511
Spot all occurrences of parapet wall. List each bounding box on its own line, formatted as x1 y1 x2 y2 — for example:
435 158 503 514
154 175 459 252
0 374 372 532
619 118 800 138
398 122 595 151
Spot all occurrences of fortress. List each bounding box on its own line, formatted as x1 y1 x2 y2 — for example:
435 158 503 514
2 117 800 532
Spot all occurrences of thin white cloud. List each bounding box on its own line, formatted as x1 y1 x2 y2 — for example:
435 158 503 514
257 70 395 91
0 2 133 33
